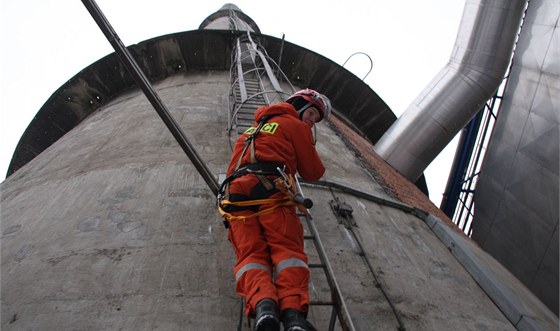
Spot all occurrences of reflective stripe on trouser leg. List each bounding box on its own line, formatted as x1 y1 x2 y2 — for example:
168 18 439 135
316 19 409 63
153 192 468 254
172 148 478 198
274 257 310 312
228 208 278 315
236 262 272 281
256 201 310 312
274 258 308 279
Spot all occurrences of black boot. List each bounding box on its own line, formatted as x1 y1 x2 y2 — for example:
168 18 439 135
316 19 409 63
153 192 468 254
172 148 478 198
281 309 317 331
254 298 280 331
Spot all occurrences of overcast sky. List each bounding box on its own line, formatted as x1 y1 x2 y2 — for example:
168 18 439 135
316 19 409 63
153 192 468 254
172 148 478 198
0 0 465 205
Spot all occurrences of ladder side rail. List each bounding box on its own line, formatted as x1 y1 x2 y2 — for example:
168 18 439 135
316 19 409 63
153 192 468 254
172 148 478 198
255 48 283 94
238 40 269 107
228 48 238 132
246 33 284 94
303 215 357 331
304 231 341 331
230 39 268 136
245 33 284 97
236 38 248 103
259 52 298 94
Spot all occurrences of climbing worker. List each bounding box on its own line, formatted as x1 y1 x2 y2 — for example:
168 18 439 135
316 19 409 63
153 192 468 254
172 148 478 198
217 89 331 331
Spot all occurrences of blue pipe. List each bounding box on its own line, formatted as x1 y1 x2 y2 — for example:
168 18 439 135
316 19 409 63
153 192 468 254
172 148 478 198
441 111 484 218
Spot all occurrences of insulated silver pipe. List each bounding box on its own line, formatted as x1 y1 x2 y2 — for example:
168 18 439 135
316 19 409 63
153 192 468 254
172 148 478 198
374 0 528 181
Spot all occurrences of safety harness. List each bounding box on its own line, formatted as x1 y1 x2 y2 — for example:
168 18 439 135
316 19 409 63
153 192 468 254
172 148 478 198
217 114 305 227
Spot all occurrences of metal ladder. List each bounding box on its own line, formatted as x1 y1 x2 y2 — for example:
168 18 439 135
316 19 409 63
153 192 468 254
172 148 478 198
236 210 356 331
228 32 288 142
230 38 266 134
300 211 357 331
230 32 355 331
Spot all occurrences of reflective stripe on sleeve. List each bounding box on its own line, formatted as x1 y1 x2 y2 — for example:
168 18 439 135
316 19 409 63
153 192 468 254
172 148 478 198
274 258 308 279
236 262 272 281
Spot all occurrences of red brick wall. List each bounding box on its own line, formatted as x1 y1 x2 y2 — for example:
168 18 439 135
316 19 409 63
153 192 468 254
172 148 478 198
328 115 454 226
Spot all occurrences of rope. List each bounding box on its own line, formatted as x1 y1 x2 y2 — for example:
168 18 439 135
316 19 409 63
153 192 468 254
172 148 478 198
218 196 294 222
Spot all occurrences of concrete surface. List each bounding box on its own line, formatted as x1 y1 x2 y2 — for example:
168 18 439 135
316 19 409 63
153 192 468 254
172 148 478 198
1 73 556 330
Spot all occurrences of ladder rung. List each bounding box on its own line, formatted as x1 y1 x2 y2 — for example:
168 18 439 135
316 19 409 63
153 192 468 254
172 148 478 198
309 301 335 306
237 110 255 115
308 263 325 269
243 100 265 105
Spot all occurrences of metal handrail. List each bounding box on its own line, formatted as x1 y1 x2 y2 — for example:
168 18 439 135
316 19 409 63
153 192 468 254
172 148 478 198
342 52 373 80
82 0 220 196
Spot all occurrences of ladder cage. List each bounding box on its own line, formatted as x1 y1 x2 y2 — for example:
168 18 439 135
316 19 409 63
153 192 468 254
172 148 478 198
228 32 293 148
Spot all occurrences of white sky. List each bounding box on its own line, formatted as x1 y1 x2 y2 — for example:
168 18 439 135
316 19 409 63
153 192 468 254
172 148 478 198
0 0 465 205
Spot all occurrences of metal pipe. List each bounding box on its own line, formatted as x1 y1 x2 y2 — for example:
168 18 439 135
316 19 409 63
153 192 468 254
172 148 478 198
374 0 528 181
81 0 220 196
301 179 428 219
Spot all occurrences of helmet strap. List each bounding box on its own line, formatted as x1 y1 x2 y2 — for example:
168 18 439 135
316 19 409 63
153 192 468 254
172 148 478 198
297 102 313 119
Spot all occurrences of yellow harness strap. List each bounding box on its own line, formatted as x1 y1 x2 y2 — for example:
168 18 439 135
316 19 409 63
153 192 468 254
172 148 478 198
218 114 297 224
218 196 294 222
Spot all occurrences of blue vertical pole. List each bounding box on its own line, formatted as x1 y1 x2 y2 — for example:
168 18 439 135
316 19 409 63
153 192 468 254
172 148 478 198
440 111 483 218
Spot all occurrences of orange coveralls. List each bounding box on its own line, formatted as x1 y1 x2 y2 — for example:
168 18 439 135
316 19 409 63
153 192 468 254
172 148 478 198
225 102 325 316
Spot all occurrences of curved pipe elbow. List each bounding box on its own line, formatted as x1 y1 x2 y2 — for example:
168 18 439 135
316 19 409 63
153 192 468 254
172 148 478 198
374 0 528 181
